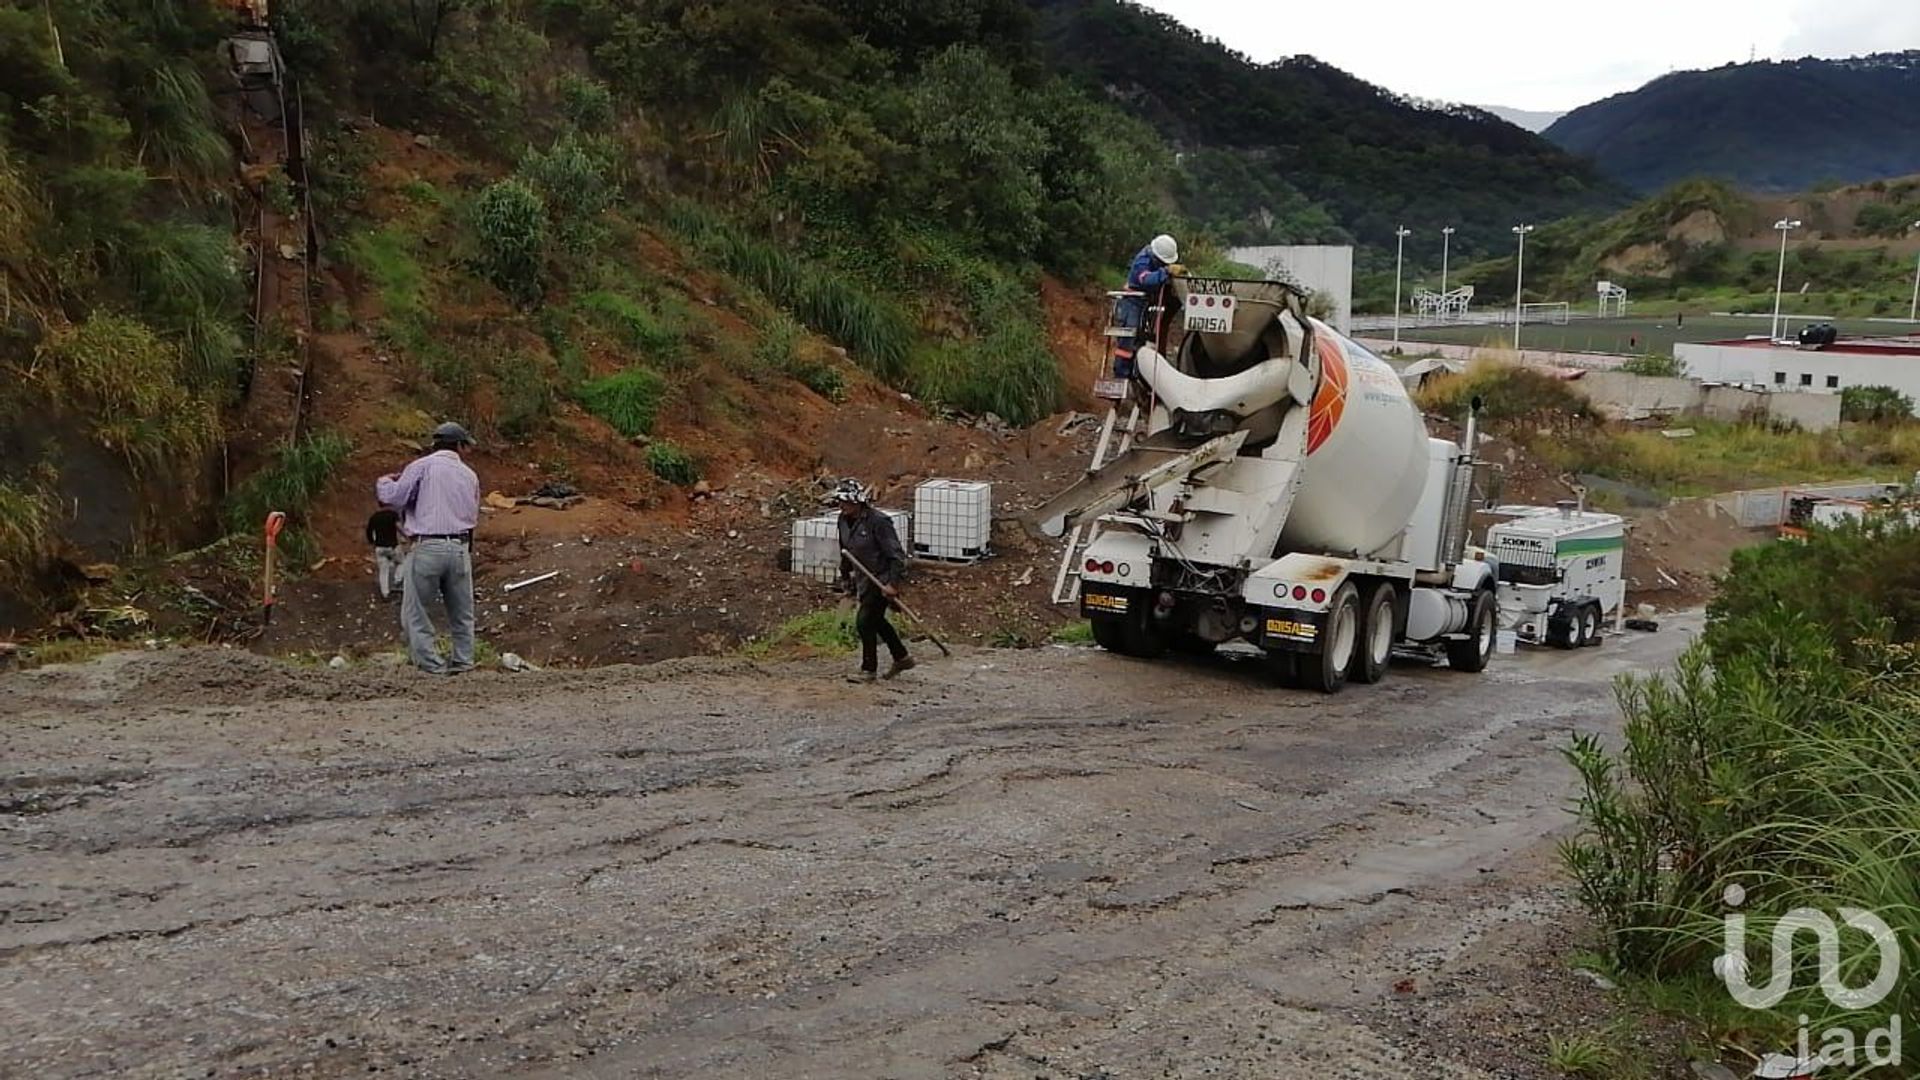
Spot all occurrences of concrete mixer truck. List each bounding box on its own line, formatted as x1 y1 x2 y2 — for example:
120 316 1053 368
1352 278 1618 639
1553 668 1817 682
1032 278 1498 693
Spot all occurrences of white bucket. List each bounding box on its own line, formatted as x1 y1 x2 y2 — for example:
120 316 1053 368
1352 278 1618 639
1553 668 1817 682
1495 630 1518 655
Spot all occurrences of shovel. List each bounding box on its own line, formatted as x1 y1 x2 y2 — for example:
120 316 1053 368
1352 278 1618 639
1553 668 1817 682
841 551 952 658
262 511 287 625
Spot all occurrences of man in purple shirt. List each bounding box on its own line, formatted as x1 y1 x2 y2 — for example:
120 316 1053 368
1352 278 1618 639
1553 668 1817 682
377 422 481 674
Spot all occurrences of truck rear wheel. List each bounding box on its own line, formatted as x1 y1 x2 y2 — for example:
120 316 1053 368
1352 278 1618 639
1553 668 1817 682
1350 583 1395 685
1300 582 1359 694
1447 590 1496 673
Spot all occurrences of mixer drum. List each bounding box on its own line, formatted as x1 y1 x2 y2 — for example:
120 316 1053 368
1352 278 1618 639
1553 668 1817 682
1277 321 1431 559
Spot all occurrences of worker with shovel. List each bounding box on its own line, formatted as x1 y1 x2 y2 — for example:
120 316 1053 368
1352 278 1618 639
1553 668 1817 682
833 478 915 683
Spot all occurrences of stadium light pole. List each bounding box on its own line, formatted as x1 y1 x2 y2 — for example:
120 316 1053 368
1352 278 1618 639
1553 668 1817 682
1909 220 1920 323
1770 218 1801 341
1439 226 1455 317
1392 226 1412 347
1511 224 1534 350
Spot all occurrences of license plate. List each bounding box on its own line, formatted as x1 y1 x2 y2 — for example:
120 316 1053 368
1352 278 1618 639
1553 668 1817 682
1083 592 1129 614
1183 292 1236 334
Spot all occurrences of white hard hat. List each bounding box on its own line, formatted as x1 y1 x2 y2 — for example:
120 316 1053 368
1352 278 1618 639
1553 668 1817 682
1150 234 1179 265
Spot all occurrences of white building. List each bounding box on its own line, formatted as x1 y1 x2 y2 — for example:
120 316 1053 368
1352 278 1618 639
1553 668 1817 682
1676 334 1920 414
1227 245 1354 333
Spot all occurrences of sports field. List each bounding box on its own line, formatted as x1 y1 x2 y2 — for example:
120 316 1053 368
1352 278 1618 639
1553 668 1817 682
1392 314 1910 357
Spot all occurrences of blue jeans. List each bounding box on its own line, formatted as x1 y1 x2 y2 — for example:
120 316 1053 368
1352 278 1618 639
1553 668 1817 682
400 538 474 673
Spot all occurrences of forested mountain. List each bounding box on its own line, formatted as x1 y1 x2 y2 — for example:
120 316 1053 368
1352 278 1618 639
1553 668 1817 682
1027 0 1629 262
1545 53 1920 193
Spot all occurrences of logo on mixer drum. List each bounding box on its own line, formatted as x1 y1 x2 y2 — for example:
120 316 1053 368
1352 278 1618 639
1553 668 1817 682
1306 335 1349 454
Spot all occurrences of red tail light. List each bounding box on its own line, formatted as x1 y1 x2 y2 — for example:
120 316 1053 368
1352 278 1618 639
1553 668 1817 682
1310 588 1327 604
1100 560 1115 574
1085 558 1100 572
1291 585 1307 601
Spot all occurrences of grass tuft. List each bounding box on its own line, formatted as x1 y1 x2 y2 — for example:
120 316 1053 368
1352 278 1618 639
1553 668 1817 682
579 290 689 368
222 431 351 561
742 609 858 658
664 201 911 379
645 441 698 486
575 368 666 437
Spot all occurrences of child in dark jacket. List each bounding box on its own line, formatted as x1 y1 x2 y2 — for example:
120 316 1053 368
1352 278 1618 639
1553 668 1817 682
366 506 403 599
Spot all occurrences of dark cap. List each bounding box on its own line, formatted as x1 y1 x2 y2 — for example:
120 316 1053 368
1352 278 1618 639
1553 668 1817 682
432 421 474 446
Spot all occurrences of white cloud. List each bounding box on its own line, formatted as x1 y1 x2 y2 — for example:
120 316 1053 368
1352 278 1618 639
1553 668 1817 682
1782 0 1920 58
1135 0 1909 111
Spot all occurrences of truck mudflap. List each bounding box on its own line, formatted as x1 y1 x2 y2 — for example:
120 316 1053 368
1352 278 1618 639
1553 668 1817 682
1257 607 1324 653
1080 585 1142 620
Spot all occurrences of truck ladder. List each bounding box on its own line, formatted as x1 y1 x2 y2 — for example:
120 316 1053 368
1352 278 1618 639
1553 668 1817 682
1051 403 1140 604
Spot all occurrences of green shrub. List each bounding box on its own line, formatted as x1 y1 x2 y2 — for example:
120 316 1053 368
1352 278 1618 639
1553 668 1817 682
471 179 547 304
645 441 698 486
0 475 54 586
1563 521 1920 1061
754 313 800 370
556 72 615 129
664 201 911 379
127 62 228 185
517 133 614 252
909 322 1061 426
35 315 220 467
223 431 351 550
575 367 666 437
1841 384 1916 424
579 290 688 367
792 358 847 402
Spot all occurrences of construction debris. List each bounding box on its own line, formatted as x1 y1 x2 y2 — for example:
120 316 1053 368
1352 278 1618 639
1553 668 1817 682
504 571 561 593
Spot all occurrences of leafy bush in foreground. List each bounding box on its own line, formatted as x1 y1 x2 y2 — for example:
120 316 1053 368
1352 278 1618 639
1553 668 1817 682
1564 520 1920 1069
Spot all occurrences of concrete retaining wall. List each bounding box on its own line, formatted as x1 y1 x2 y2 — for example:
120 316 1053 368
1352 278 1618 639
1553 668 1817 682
1715 481 1903 528
1356 337 1626 371
1544 369 1840 432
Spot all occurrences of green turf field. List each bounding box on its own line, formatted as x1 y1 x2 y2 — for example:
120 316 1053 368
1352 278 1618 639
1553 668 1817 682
1394 315 1908 357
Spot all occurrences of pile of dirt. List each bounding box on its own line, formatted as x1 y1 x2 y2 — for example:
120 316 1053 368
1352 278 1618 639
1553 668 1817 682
1622 497 1759 610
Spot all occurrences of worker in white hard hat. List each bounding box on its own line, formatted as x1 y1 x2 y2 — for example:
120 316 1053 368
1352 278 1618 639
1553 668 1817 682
830 478 914 683
1114 234 1185 378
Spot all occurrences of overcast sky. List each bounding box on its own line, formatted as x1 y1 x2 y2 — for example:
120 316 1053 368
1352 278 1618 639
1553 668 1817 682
1136 0 1920 112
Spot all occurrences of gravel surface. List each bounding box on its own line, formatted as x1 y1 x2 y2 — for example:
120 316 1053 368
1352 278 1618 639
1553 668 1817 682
0 621 1700 1078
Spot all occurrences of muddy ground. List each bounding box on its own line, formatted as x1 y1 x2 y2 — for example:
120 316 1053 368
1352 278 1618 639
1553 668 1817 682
1 619 1700 1078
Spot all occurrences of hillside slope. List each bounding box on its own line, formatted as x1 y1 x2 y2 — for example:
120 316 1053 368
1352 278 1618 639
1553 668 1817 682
1028 0 1628 261
1546 53 1920 193
1440 175 1920 317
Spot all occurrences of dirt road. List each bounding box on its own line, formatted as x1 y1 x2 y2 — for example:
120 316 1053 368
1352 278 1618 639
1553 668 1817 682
0 623 1698 1079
